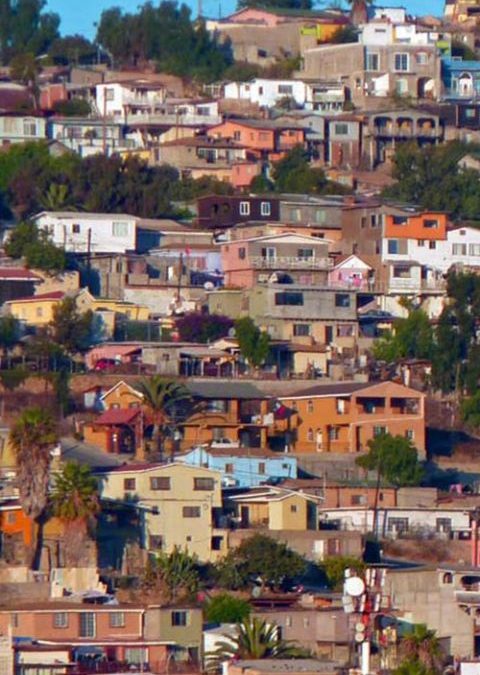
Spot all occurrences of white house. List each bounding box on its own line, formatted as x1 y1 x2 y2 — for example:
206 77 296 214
48 117 133 157
34 211 139 254
0 113 46 145
95 80 167 120
224 78 308 108
319 506 471 539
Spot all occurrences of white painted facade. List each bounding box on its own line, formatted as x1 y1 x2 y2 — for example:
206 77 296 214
319 507 471 537
0 114 46 144
224 78 308 108
95 81 167 119
383 227 480 274
360 20 443 47
369 6 407 22
34 211 138 254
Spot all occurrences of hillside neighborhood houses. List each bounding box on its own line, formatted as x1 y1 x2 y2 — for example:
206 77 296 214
5 0 480 675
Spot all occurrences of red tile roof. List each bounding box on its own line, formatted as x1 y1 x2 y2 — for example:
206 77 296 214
8 291 65 303
94 408 141 426
0 268 41 280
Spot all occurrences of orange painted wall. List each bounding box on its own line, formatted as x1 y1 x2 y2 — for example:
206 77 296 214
384 213 448 241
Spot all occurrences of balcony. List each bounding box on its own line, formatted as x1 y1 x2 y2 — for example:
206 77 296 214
249 256 333 270
372 125 441 138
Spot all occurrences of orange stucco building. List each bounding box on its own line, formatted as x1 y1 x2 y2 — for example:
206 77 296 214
207 119 305 161
279 380 426 457
384 212 448 241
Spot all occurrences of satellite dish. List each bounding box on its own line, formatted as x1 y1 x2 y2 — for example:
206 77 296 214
344 576 365 597
355 622 366 632
251 586 261 598
204 281 214 290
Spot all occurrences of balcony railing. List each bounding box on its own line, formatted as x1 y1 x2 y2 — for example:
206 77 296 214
250 256 333 270
372 126 441 138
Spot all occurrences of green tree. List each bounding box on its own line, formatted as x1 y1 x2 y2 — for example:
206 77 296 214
319 556 365 590
216 534 307 591
9 52 41 107
50 297 95 354
208 617 304 668
461 392 480 431
144 546 200 603
175 312 233 343
9 407 58 569
373 309 434 362
234 317 270 371
272 145 328 194
204 593 251 623
135 376 193 459
52 98 91 116
39 183 76 211
48 35 97 66
5 221 66 273
356 433 424 536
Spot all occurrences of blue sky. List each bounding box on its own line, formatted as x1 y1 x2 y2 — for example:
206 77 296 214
46 0 445 38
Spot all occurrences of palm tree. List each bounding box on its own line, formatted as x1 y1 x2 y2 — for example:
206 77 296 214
346 0 371 26
399 624 443 674
51 461 99 566
135 376 192 460
39 184 77 212
207 617 306 670
9 407 58 570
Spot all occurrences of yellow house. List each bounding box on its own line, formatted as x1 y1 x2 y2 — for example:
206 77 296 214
76 288 150 320
96 462 227 561
229 488 319 531
5 291 66 326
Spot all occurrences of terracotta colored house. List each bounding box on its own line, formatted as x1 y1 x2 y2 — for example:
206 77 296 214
384 211 448 242
279 380 426 456
207 119 305 162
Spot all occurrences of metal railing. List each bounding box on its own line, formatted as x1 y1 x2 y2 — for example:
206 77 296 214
249 256 333 270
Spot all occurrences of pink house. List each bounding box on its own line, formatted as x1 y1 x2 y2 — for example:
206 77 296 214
222 233 332 288
328 254 374 291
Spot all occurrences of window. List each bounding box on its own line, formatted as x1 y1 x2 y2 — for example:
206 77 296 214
125 648 147 665
6 513 15 524
53 613 68 629
212 535 223 550
183 506 201 518
336 399 346 414
465 108 476 119
293 323 310 337
233 130 241 141
329 427 339 441
315 209 326 224
171 611 188 626
334 123 349 135
150 477 171 490
11 614 18 628
278 84 293 94
351 494 366 506
416 52 428 64
239 201 250 216
297 248 314 259
435 518 452 533
72 223 81 234
149 535 163 549
405 429 414 441
105 87 115 101
36 307 43 318
238 247 246 260
307 400 314 413
388 239 407 254
285 616 292 627
453 243 467 255
275 292 303 306
374 426 387 436
307 428 314 442
291 505 298 513
366 52 379 71
361 216 367 228
429 241 436 249
424 219 438 229
109 612 125 628
194 477 214 491
394 53 409 71
124 478 136 491
387 517 409 533
23 120 37 136
470 244 480 256
225 463 234 473
335 293 350 308
393 215 407 225
112 221 129 237
258 462 266 475
79 612 96 638
396 79 408 95
260 201 271 216
418 240 425 247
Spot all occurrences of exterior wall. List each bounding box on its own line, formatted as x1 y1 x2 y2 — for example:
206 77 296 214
322 485 397 508
207 121 304 156
280 381 426 455
0 115 46 144
329 256 373 290
144 606 203 656
269 495 308 530
0 507 34 547
34 213 138 254
384 568 474 656
197 195 280 229
102 382 142 410
178 447 297 487
224 79 308 108
384 213 447 240
97 463 223 561
6 298 60 326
